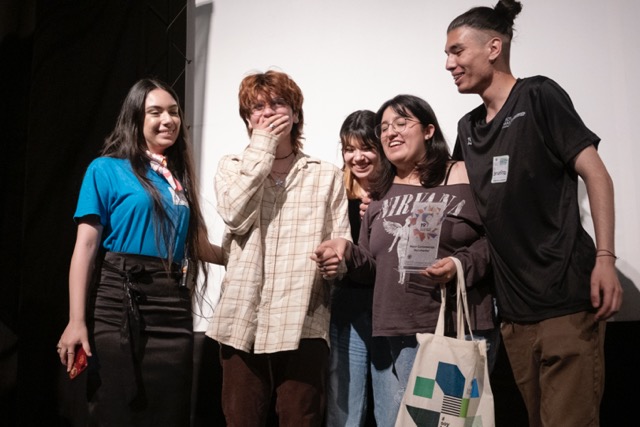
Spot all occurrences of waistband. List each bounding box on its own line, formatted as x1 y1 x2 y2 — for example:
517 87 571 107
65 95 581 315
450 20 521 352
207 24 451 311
102 251 180 273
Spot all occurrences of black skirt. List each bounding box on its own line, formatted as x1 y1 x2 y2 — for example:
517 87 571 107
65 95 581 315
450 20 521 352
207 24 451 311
87 252 193 427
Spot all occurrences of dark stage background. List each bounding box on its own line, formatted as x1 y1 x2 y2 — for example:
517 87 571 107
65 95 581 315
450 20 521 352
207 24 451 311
0 1 222 426
0 1 637 426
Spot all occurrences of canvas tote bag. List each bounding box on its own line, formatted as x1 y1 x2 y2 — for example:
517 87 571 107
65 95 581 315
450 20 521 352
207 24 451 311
395 257 495 427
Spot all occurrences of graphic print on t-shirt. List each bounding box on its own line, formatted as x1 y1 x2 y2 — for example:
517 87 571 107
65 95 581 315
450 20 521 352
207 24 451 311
379 190 465 284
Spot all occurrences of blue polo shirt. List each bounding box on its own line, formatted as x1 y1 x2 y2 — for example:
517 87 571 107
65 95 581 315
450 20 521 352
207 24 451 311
74 157 190 262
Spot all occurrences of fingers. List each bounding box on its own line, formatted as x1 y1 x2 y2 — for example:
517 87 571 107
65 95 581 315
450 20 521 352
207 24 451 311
319 245 342 261
319 263 338 274
66 350 75 372
594 289 620 321
590 283 602 317
312 255 340 271
420 269 456 283
83 343 92 357
312 240 347 280
57 341 92 371
312 241 343 262
56 343 76 368
264 115 290 134
594 298 613 321
590 264 623 321
359 196 371 218
421 258 456 283
319 263 339 279
593 283 623 321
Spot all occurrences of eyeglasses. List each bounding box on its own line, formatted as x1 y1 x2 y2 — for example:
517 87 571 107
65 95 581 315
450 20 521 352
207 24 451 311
250 97 288 115
374 117 419 139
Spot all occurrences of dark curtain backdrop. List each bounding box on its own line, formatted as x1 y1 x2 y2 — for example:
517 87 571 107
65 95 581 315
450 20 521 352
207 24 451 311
0 2 32 426
1 1 190 425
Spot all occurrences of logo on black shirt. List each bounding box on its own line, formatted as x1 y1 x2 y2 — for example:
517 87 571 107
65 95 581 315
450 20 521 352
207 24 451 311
502 112 526 129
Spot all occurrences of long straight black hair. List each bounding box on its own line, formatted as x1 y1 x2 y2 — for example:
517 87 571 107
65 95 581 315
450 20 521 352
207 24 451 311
101 78 208 288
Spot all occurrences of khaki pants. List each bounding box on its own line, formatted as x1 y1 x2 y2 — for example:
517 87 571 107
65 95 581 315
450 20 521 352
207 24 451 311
501 311 606 427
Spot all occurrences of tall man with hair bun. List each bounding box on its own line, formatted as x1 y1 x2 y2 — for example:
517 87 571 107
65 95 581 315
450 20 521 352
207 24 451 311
444 1 623 426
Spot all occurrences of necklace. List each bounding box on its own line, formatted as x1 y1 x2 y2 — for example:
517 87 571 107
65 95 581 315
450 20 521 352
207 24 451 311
275 151 294 160
270 169 289 187
270 156 294 187
394 169 421 185
270 170 289 187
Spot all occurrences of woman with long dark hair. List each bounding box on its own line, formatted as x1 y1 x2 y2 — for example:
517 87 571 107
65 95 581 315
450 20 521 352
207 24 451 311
56 78 222 426
314 95 497 426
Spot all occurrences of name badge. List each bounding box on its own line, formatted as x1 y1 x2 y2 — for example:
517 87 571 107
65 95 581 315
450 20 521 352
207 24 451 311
492 155 509 183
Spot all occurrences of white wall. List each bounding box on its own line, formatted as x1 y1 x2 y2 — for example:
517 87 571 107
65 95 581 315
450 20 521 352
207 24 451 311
190 0 640 326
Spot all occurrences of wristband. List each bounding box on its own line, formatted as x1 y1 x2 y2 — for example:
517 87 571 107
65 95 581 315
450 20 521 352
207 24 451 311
596 249 618 259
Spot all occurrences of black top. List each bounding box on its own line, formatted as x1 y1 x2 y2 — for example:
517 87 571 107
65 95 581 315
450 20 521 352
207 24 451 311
333 198 372 289
348 198 362 243
455 76 599 322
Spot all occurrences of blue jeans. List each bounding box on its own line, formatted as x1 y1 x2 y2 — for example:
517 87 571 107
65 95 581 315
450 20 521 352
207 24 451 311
326 286 373 427
370 335 419 427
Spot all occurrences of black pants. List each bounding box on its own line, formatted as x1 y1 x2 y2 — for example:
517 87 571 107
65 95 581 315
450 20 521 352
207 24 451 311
87 252 193 427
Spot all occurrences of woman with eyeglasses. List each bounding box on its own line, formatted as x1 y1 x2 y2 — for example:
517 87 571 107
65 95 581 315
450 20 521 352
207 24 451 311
313 94 497 426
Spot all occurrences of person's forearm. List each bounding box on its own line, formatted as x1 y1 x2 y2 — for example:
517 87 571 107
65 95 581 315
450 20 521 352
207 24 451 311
200 242 224 265
588 175 615 253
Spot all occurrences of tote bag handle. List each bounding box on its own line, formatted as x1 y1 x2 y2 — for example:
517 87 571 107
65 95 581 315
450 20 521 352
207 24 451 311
434 257 474 340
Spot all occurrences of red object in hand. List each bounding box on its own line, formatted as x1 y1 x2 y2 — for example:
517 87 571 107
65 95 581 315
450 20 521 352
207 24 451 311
69 347 88 379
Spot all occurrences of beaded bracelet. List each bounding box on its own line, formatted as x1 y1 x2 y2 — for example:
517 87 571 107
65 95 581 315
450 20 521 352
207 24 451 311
596 249 618 259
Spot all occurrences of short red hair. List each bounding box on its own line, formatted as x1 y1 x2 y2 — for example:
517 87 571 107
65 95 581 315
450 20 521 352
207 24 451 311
238 70 305 151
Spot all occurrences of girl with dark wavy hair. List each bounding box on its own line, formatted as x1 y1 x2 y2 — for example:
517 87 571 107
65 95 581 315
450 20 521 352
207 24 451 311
315 95 497 426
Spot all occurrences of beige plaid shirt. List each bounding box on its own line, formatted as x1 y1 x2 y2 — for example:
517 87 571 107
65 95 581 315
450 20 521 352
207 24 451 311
207 130 351 353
